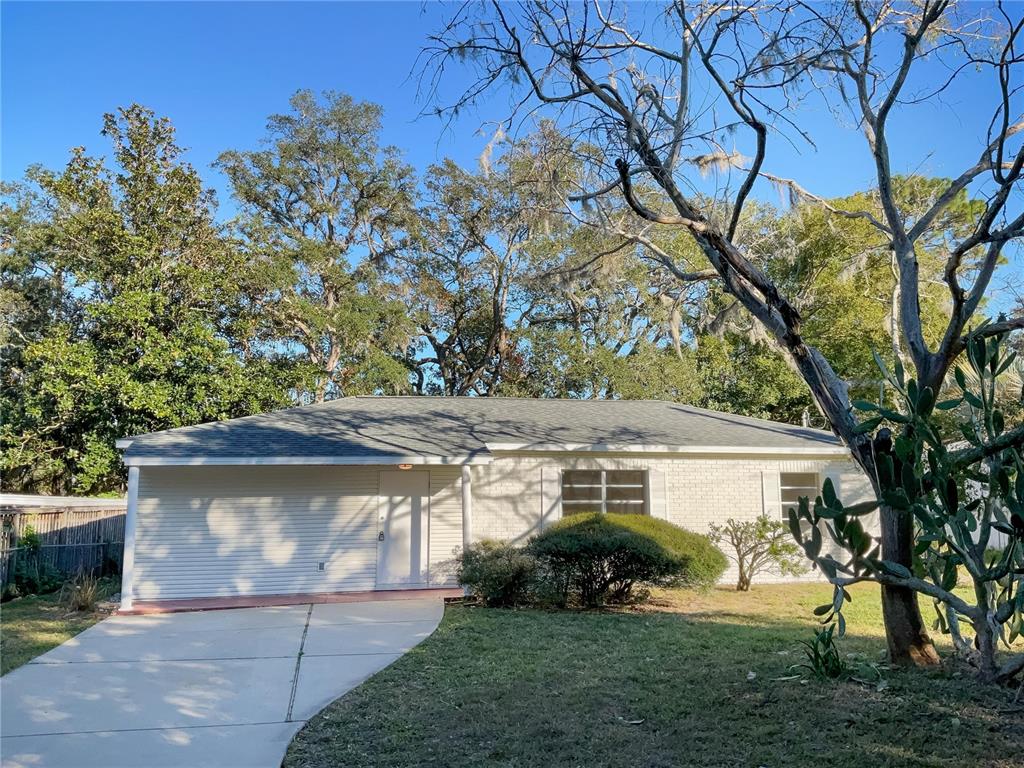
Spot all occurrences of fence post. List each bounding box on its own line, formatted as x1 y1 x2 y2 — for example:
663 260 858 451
8 512 21 585
62 506 72 573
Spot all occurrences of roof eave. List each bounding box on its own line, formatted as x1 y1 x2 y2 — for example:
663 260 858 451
121 453 494 467
484 442 850 456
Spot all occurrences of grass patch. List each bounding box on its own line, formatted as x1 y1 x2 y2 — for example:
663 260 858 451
0 577 118 675
285 583 1023 768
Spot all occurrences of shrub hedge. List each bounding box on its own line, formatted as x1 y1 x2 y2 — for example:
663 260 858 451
529 513 727 606
457 539 539 607
458 514 727 608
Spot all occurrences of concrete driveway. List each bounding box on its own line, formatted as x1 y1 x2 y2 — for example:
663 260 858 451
0 598 444 768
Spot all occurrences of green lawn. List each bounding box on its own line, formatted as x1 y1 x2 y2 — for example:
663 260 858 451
285 583 1023 768
0 582 118 676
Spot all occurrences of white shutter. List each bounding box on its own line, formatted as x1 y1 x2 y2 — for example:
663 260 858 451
540 467 561 528
646 469 668 519
820 465 845 558
822 465 842 503
761 471 782 520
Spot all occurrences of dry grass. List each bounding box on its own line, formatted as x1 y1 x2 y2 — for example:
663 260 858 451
58 569 105 612
286 583 1023 768
0 576 118 675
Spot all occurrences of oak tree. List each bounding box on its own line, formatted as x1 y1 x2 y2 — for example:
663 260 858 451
217 91 416 401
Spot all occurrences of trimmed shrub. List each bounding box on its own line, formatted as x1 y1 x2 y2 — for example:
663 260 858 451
457 539 540 607
664 521 731 591
528 513 727 607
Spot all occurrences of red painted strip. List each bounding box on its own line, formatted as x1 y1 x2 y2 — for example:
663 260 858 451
119 587 464 615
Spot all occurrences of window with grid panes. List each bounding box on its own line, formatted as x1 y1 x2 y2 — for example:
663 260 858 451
561 469 647 515
779 472 819 519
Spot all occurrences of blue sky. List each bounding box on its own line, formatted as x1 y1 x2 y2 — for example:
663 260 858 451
2 1 1021 303
2 1 484 203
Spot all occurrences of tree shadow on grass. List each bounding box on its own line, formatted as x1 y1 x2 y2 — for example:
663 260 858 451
284 604 1023 768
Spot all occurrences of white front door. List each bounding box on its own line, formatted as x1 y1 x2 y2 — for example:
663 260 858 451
377 470 430 587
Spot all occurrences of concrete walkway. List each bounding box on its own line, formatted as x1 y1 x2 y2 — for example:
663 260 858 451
0 598 444 767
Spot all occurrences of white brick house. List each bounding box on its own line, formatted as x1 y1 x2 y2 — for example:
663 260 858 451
116 397 873 610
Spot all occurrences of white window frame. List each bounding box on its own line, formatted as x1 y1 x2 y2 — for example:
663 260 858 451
778 471 820 520
561 469 648 515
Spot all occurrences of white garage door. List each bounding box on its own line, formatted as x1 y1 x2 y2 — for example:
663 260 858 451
133 466 379 600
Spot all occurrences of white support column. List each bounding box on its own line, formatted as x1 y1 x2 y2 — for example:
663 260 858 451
461 464 473 550
119 465 140 612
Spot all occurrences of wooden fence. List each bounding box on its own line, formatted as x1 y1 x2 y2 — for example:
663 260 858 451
0 501 126 588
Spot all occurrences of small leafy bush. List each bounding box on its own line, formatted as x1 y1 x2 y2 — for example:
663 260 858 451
20 525 42 551
4 560 64 600
4 525 63 599
528 514 727 607
708 515 808 591
457 539 540 607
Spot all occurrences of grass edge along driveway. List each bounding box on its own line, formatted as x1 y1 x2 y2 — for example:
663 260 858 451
285 583 1022 768
1 586 116 676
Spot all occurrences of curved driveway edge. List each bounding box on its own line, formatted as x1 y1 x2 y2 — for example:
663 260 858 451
0 598 444 768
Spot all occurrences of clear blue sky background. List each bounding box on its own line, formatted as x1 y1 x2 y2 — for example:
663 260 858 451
2 1 1021 304
2 2 486 204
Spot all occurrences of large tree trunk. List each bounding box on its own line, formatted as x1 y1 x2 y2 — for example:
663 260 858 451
858 440 941 667
878 502 941 666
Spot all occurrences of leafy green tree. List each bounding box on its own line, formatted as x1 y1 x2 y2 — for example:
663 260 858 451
401 127 579 395
217 91 416 401
515 327 703 402
693 334 809 424
0 106 289 494
405 158 533 395
761 180 980 393
515 249 705 401
1 181 65 398
402 126 707 401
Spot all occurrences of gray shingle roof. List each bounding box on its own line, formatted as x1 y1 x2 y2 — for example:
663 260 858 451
121 397 845 461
